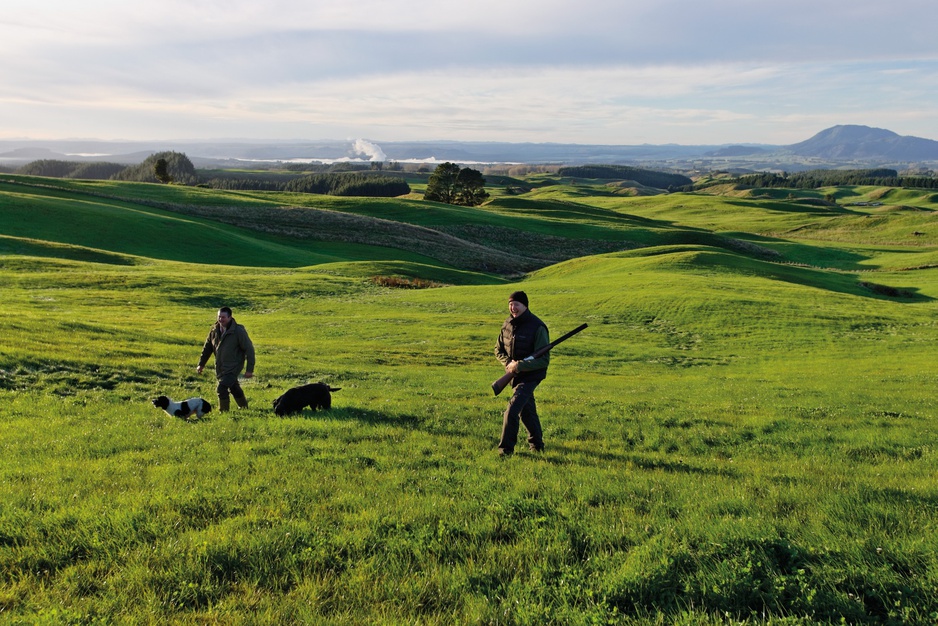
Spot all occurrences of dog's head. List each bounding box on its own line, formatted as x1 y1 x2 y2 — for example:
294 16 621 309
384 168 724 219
151 396 170 410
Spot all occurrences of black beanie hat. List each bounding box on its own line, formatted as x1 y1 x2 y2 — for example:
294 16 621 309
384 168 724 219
508 291 529 307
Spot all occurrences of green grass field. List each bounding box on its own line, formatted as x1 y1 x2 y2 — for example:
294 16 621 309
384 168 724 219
2 174 938 624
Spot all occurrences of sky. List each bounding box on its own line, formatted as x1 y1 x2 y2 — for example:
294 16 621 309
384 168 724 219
2 0 938 146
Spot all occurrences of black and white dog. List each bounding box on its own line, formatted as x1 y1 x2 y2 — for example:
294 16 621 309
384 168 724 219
152 395 212 419
272 383 341 416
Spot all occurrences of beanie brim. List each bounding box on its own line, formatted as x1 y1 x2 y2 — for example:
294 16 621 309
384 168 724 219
508 291 529 307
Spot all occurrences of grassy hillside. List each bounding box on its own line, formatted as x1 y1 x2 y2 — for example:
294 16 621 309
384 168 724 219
0 176 797 274
2 175 938 624
0 179 449 270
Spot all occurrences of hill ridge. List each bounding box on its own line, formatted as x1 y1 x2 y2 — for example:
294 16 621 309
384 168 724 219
4 124 938 167
787 124 938 160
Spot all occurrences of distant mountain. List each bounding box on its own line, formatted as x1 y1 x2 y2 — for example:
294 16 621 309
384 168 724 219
787 125 938 161
0 147 66 160
2 125 937 168
0 145 154 164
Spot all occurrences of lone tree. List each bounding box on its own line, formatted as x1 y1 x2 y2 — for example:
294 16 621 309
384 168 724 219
154 158 173 184
424 162 461 204
424 162 489 206
455 167 489 206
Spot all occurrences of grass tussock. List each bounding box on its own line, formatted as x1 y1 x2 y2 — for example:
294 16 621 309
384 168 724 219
858 281 918 299
371 275 444 289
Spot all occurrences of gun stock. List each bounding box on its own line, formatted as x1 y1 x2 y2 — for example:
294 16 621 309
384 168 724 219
491 371 516 396
491 323 587 396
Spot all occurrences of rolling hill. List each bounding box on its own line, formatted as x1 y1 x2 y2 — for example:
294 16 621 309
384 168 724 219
2 173 938 623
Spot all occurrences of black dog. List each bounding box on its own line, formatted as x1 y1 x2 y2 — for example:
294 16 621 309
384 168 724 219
152 395 212 419
272 383 341 416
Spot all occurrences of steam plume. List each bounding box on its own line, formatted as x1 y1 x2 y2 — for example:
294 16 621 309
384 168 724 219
352 139 387 161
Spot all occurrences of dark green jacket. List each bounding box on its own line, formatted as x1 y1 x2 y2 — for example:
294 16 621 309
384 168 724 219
199 317 256 378
496 309 549 385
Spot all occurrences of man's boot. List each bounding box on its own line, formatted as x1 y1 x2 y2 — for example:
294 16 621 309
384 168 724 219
234 394 249 409
218 397 231 412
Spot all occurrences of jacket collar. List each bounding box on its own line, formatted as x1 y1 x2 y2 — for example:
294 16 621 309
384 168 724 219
217 317 236 334
509 309 532 325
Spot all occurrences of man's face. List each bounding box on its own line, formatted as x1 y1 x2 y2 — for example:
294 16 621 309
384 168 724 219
509 300 527 317
217 310 231 326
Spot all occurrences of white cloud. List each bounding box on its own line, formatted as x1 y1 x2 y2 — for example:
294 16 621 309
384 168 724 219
2 0 938 143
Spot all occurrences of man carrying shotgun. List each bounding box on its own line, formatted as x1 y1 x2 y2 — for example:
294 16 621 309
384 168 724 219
495 291 550 457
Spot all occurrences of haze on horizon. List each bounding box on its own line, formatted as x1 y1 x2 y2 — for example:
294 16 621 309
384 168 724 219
2 0 937 147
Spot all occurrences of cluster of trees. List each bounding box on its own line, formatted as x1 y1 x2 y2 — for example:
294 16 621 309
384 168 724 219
16 152 200 185
284 173 410 197
558 164 693 189
735 169 938 190
202 177 286 191
204 172 411 197
423 162 489 206
113 152 199 185
15 152 197 184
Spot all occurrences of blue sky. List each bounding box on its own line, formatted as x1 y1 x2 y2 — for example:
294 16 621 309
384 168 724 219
3 0 937 145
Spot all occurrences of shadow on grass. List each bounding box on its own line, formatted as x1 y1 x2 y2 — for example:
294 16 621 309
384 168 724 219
264 407 740 478
0 358 161 394
0 235 137 265
168 294 255 309
276 405 422 429
536 443 740 478
694 246 935 302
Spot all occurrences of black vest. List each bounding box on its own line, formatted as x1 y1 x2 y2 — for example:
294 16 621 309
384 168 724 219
500 310 548 383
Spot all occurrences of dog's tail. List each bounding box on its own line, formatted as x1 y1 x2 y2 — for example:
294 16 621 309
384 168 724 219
330 387 341 392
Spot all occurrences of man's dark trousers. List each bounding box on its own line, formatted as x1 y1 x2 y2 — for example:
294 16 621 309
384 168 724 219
498 380 544 454
216 372 248 410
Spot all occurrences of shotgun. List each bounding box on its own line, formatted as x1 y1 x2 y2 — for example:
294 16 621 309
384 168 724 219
491 323 588 396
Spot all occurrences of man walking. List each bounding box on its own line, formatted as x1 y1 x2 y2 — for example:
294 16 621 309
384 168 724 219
197 306 255 411
495 291 549 456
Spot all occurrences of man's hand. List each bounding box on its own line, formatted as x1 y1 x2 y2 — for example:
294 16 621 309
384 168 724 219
196 365 204 374
506 361 520 374
244 371 254 379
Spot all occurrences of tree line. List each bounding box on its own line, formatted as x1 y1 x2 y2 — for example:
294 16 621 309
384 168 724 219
283 173 410 197
12 152 412 197
15 160 128 180
203 172 410 197
16 152 199 185
282 162 407 173
733 169 938 190
558 164 693 189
